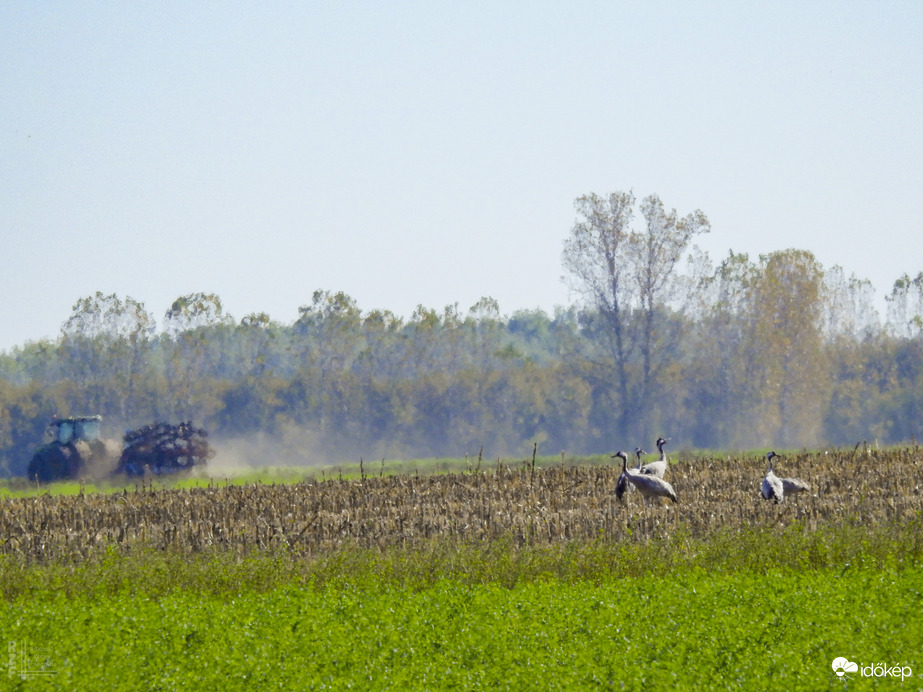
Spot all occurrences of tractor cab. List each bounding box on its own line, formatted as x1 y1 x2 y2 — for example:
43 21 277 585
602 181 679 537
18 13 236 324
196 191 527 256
45 416 103 445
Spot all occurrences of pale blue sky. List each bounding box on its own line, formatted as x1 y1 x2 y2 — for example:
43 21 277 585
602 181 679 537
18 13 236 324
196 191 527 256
2 1 921 351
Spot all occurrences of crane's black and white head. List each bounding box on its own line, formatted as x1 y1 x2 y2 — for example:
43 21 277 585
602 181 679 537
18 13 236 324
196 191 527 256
634 447 646 466
656 437 669 451
766 450 778 470
610 450 629 470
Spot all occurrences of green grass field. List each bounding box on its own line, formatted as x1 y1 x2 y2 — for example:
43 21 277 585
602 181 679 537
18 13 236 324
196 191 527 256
3 565 921 690
2 525 921 690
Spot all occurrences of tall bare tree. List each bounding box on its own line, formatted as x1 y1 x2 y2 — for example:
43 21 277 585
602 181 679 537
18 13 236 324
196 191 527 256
561 191 635 432
631 195 710 415
562 191 709 437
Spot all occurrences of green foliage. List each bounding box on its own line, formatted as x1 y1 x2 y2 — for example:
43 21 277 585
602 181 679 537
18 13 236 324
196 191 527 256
2 254 923 476
1 549 920 689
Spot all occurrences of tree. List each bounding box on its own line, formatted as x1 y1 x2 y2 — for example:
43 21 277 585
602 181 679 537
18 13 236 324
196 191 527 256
561 191 709 438
685 251 759 446
355 309 405 380
466 296 505 366
59 292 156 421
561 191 635 427
630 195 710 432
823 266 879 341
876 272 923 442
162 292 233 421
886 272 923 339
0 378 58 476
747 250 829 447
291 291 365 443
687 250 831 448
293 290 363 368
821 267 884 443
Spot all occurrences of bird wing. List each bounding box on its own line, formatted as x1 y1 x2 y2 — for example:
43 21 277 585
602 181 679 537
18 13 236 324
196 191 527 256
627 473 677 502
762 474 784 502
781 477 810 494
640 461 666 478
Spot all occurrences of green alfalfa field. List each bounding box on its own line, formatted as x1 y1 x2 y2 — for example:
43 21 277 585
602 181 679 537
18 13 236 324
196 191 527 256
1 446 922 689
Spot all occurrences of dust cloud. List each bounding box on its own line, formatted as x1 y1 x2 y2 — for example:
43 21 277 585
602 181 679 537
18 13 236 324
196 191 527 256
205 425 351 478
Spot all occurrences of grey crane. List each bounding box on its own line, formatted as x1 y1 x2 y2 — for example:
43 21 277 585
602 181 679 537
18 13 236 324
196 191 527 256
761 451 784 503
616 449 677 504
639 437 669 478
613 450 641 501
772 453 811 496
781 475 811 496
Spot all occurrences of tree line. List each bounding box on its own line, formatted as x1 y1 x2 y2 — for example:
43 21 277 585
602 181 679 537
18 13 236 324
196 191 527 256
1 191 921 476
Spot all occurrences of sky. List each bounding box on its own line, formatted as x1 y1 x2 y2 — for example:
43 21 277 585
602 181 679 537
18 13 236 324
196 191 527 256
2 1 921 352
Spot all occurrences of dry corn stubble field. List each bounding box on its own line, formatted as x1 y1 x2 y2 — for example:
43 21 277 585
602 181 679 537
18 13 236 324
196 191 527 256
1 447 922 563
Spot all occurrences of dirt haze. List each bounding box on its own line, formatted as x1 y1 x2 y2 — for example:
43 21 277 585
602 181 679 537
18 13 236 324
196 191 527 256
206 425 356 477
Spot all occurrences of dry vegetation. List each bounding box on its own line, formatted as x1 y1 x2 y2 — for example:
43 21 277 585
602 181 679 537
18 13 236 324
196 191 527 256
1 447 921 563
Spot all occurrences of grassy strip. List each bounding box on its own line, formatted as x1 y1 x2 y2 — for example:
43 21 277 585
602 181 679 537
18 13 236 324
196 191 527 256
2 566 921 690
1 519 920 601
3 521 921 689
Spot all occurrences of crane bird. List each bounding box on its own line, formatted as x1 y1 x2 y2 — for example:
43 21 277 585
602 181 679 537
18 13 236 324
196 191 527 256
761 451 784 503
612 448 647 501
639 437 669 478
781 475 810 496
772 453 811 496
612 450 642 501
615 450 677 504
